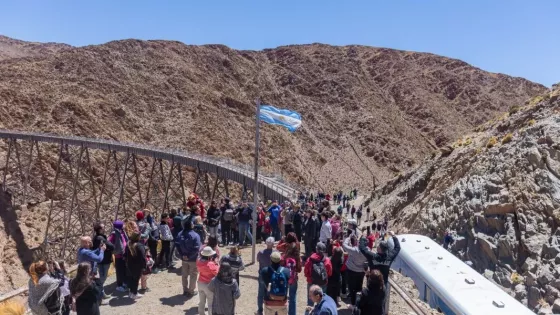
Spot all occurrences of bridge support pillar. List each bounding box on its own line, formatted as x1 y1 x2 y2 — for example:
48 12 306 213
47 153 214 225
193 166 212 201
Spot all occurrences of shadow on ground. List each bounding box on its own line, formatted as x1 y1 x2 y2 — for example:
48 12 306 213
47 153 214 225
0 190 35 271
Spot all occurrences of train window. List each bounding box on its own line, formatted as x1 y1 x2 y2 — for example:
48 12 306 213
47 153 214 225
424 284 432 303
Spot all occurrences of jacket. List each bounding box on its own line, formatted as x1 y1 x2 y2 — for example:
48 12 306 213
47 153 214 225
260 264 291 305
175 229 201 262
237 206 252 223
342 237 368 273
172 215 183 236
268 205 281 225
319 220 332 243
125 243 147 276
359 235 401 283
312 294 338 315
356 284 385 315
73 282 101 315
108 229 127 258
206 206 221 227
220 254 244 276
208 277 240 315
330 219 341 239
92 233 115 265
303 217 318 242
304 253 333 284
197 258 219 284
77 248 104 273
137 219 151 243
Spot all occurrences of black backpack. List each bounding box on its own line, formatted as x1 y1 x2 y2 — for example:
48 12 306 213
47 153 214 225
311 257 328 286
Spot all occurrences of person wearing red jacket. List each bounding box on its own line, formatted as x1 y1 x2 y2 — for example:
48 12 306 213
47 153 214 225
303 243 332 315
197 247 219 315
276 232 301 254
257 206 266 243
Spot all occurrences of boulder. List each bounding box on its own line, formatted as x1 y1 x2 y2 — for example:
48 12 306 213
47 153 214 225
528 286 542 308
484 202 515 215
515 284 527 300
556 253 560 265
523 234 550 257
553 299 560 313
522 257 539 273
537 307 553 315
552 278 560 290
477 234 498 264
526 272 538 286
527 148 544 168
538 270 555 286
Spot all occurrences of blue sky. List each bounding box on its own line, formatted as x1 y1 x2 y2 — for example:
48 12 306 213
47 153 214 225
1 0 558 86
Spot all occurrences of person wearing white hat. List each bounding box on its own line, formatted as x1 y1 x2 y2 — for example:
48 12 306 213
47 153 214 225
197 246 219 315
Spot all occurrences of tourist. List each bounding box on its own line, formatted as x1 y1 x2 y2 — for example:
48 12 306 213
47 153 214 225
194 215 208 244
77 236 105 277
125 232 146 299
135 210 151 245
342 235 367 305
208 262 240 315
293 205 303 242
326 247 343 306
319 213 332 256
256 237 276 315
48 260 71 315
281 242 302 315
303 209 318 259
221 198 235 246
260 251 290 315
107 220 128 292
92 223 114 299
206 200 221 239
304 243 332 315
268 201 282 241
175 218 201 297
257 205 266 243
354 269 385 315
28 261 64 315
263 211 272 241
350 205 356 219
356 206 363 226
277 232 300 254
237 201 253 246
443 230 454 250
347 219 361 239
306 285 338 315
205 235 221 259
69 263 101 315
220 245 244 285
282 203 294 235
197 246 219 315
330 215 341 241
158 213 174 270
144 209 160 274
366 206 371 222
359 231 401 315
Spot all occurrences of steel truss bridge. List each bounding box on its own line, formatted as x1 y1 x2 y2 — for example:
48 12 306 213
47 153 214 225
0 130 297 262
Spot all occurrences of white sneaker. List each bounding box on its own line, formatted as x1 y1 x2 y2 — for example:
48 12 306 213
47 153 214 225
129 293 143 300
136 293 144 298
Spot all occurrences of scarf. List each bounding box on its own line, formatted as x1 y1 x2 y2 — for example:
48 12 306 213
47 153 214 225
28 275 63 315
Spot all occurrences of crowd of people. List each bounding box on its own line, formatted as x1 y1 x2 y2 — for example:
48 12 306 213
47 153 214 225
26 190 401 315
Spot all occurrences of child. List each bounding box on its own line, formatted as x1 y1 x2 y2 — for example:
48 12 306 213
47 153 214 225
327 246 344 306
220 246 245 285
193 216 207 244
141 251 154 293
208 262 240 315
263 212 272 241
158 213 174 269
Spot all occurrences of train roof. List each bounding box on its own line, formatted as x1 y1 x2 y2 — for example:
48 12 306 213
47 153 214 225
392 234 534 315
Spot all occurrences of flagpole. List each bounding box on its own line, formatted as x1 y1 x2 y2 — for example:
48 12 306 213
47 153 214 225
252 98 261 264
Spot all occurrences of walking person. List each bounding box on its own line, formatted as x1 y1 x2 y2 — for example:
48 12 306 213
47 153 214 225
220 246 244 285
354 270 385 315
366 206 371 222
356 207 363 226
268 201 282 241
108 220 128 292
28 261 64 315
197 247 219 315
293 206 303 242
281 243 302 315
208 262 241 315
257 206 266 243
206 201 221 239
319 213 332 256
125 232 146 299
237 202 253 246
92 223 114 299
221 198 235 246
158 213 174 270
326 247 343 307
69 263 101 315
176 219 201 297
342 235 367 305
256 237 277 315
260 252 290 315
303 209 318 260
303 243 332 315
350 205 356 219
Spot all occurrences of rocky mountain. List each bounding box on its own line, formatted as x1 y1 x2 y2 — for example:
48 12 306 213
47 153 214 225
0 35 70 61
0 36 546 192
369 86 560 313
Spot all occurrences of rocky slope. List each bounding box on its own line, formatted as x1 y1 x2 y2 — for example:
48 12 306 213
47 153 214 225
0 35 70 61
0 36 546 192
369 86 560 313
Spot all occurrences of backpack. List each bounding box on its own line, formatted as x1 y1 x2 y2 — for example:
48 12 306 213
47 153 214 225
285 257 298 285
223 209 234 221
112 230 124 256
311 257 328 286
159 224 174 241
269 266 288 300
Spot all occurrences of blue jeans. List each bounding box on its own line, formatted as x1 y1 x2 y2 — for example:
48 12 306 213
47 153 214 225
97 263 110 294
272 223 281 241
239 222 253 246
289 282 298 315
305 283 327 315
257 275 265 314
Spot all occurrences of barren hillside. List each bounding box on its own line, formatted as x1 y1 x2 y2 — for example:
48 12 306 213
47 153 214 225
0 37 546 192
370 86 560 312
0 35 70 61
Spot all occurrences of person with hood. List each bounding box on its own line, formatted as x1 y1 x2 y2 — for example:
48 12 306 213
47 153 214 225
268 201 282 241
69 263 101 315
307 285 338 315
107 220 128 292
354 269 385 315
28 261 64 315
260 251 291 315
303 209 318 259
304 243 332 315
206 200 221 238
221 198 235 246
342 235 367 305
91 223 114 299
77 236 105 277
197 247 219 315
359 231 401 315
176 217 201 297
208 262 240 315
125 232 147 299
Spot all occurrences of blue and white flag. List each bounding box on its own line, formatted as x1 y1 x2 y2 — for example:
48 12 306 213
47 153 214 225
259 105 302 132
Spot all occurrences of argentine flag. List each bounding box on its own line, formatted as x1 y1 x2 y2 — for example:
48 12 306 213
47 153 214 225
259 105 302 132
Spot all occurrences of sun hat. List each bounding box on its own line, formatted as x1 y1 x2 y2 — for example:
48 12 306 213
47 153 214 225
201 246 216 257
270 251 281 263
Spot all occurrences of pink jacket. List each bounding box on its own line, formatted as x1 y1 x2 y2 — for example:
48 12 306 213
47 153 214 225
196 258 219 283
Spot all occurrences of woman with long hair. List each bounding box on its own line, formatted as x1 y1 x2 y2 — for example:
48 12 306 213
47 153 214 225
0 300 26 315
28 261 63 315
208 262 240 315
125 232 147 299
355 269 385 315
69 263 100 315
281 242 302 315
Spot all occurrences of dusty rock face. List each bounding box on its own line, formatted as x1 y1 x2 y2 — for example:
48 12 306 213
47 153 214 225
0 35 70 61
370 86 560 311
0 36 546 192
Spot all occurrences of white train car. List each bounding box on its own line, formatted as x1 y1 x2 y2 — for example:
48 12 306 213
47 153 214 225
391 234 534 315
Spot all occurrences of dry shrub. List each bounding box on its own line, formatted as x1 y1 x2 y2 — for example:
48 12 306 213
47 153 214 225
511 272 523 285
0 300 26 315
528 119 536 126
508 105 521 115
502 133 513 144
529 95 544 106
486 136 498 148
